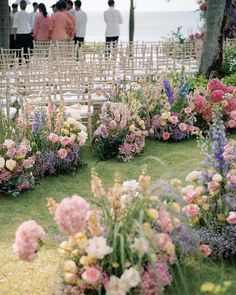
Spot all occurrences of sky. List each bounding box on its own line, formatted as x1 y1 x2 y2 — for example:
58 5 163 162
9 0 199 12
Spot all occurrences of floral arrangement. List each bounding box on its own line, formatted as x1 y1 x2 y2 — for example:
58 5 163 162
16 104 87 177
0 139 35 196
191 78 236 131
92 102 146 161
174 108 236 259
13 169 191 295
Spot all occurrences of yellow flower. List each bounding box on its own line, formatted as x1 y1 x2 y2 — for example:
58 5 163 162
202 203 210 211
63 122 70 129
200 282 215 292
147 209 159 219
79 256 97 267
74 232 88 250
6 159 17 171
64 260 77 274
171 202 181 212
217 214 225 222
162 111 171 120
170 179 182 188
112 262 119 268
195 186 204 196
58 241 71 256
129 124 136 132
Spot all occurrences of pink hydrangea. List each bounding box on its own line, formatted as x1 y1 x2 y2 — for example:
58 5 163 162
13 220 45 261
194 95 207 113
55 195 90 235
202 106 213 122
58 148 68 159
210 90 225 103
208 79 227 93
227 99 236 112
48 133 59 143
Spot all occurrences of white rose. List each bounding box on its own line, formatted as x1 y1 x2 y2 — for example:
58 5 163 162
132 237 149 257
66 117 78 126
0 157 5 170
181 185 195 194
86 236 113 259
185 171 202 183
6 159 17 171
79 130 88 141
106 276 129 295
121 267 141 289
3 139 15 148
63 260 77 274
212 174 223 182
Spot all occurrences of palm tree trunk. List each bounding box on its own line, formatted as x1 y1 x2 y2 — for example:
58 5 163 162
199 0 227 77
129 0 135 42
0 0 10 48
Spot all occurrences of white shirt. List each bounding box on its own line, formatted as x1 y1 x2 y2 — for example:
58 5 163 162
10 13 15 34
75 9 87 38
29 11 39 31
104 7 123 37
13 11 31 34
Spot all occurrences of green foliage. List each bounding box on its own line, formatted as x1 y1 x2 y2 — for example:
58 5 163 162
187 75 209 92
222 45 236 76
171 26 186 44
221 73 236 86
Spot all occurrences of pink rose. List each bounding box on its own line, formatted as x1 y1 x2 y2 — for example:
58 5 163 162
184 107 192 114
226 211 236 224
13 220 45 261
48 133 59 143
58 149 68 159
82 267 101 284
55 195 89 235
162 132 170 140
16 145 29 158
60 136 72 146
179 123 188 132
189 126 200 134
183 204 200 217
199 245 212 256
173 218 181 228
208 181 220 192
183 191 197 203
227 119 236 129
23 158 35 169
170 116 178 124
230 111 236 121
6 146 16 158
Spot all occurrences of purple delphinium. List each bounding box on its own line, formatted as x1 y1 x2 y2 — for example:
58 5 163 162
32 109 47 134
163 80 174 105
177 78 190 100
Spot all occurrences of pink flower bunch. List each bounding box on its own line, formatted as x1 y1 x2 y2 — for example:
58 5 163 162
189 32 205 41
208 79 228 93
13 220 45 261
157 207 181 232
55 195 90 235
141 260 172 295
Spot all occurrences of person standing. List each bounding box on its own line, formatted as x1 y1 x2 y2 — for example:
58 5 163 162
9 3 18 49
13 0 33 54
66 0 76 15
33 3 50 41
29 2 39 33
49 1 74 41
104 0 123 43
74 0 87 45
61 0 76 40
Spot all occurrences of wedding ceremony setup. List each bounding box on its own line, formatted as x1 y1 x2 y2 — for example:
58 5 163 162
0 0 236 294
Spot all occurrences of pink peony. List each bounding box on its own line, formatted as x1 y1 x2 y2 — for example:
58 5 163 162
58 148 68 159
13 220 45 261
208 181 220 192
183 204 200 217
170 116 178 124
179 123 188 132
210 90 225 103
48 133 59 143
162 132 170 140
60 136 72 146
194 95 207 113
226 211 236 224
199 245 212 256
184 107 192 114
82 267 101 284
55 195 89 235
227 119 236 129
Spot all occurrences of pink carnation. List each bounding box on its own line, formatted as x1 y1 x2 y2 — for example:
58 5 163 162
60 136 72 146
55 195 89 235
58 148 68 159
48 133 59 143
194 95 207 113
199 244 212 256
13 220 45 261
210 90 225 103
162 132 170 140
208 181 220 192
82 267 101 284
183 204 200 217
179 123 188 132
226 211 236 224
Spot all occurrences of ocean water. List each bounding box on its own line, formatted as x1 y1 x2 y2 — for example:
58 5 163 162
85 11 201 42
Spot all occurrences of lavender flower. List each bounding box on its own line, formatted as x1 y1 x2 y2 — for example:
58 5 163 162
163 80 174 105
32 109 47 134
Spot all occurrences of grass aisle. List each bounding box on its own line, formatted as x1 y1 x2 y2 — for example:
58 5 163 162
0 139 235 294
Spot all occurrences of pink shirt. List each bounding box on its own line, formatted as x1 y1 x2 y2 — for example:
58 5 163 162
33 14 50 41
49 11 73 41
63 11 76 40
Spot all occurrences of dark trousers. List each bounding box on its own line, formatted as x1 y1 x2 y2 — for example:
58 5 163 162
10 34 16 49
16 33 33 54
75 37 84 47
105 36 119 57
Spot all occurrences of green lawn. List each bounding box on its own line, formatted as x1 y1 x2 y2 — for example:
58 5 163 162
0 138 235 295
